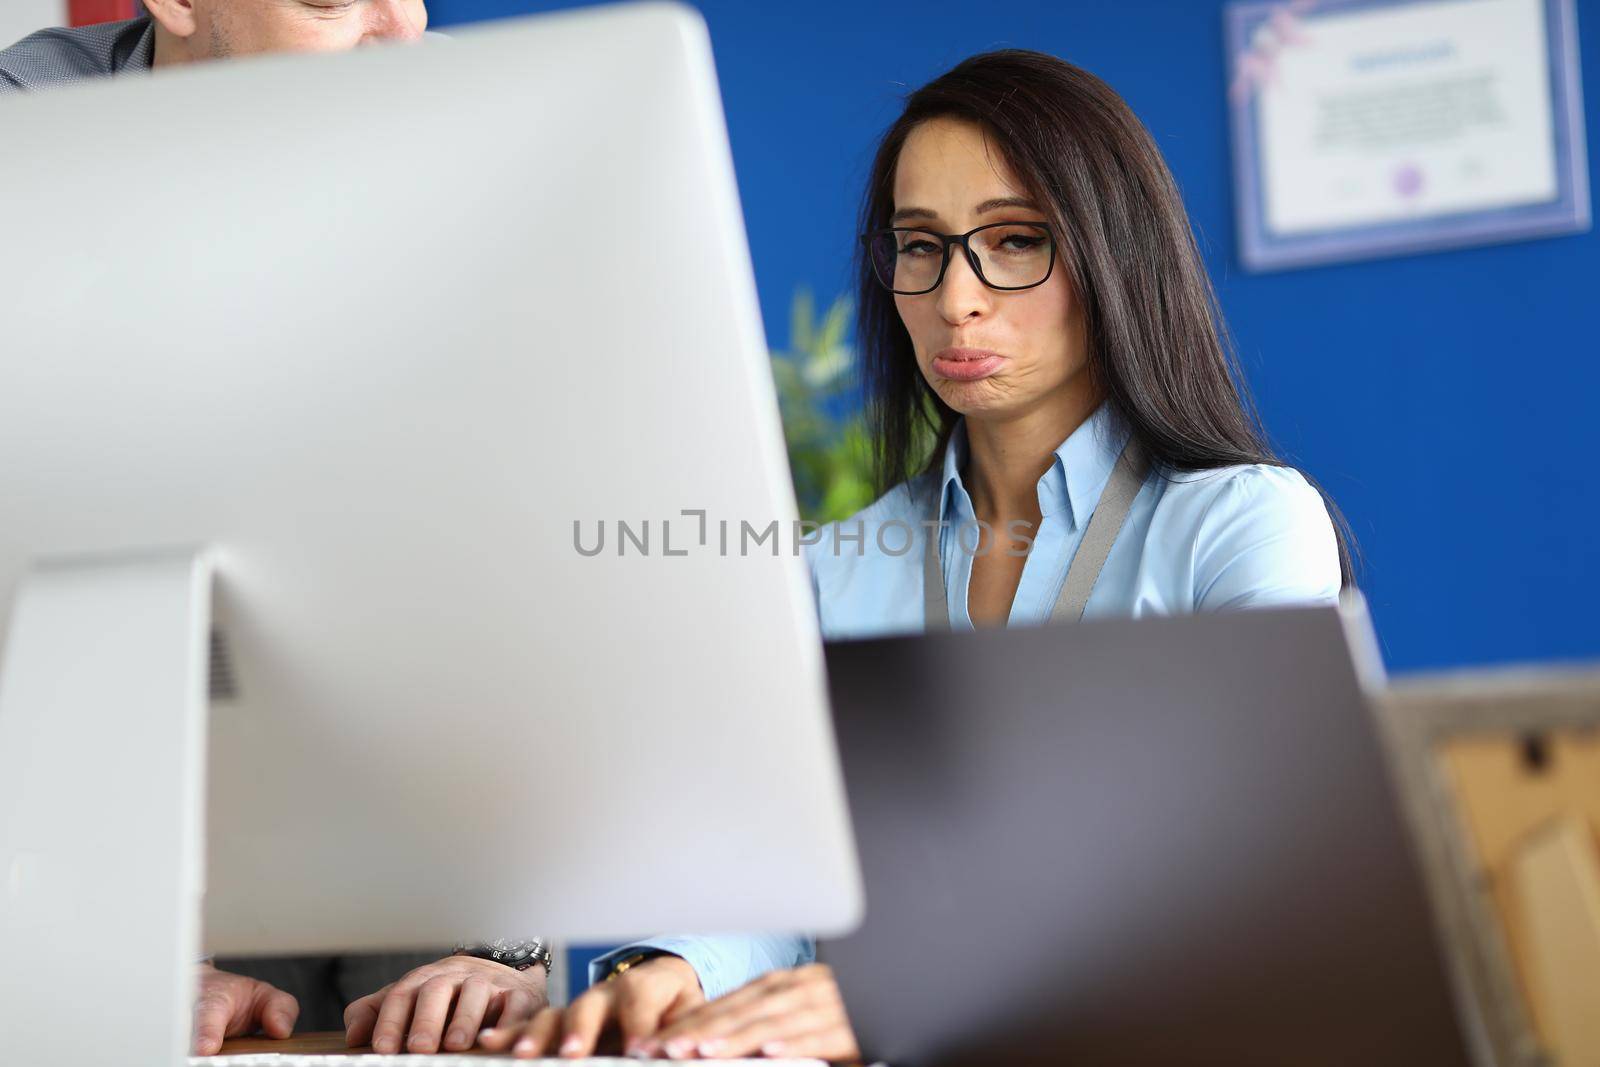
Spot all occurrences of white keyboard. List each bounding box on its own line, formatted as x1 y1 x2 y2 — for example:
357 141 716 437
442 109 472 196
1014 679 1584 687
193 1057 826 1065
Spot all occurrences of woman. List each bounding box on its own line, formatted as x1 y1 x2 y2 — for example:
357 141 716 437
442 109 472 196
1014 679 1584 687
480 47 1350 1061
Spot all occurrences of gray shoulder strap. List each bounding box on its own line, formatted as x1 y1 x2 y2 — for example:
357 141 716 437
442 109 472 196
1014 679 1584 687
924 438 1148 631
1050 439 1148 623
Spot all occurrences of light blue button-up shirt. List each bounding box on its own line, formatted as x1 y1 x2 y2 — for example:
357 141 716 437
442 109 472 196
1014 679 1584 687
590 403 1343 997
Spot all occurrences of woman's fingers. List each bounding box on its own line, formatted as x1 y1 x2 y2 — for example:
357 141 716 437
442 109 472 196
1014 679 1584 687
663 989 806 1058
759 1022 863 1063
652 970 796 1057
474 1010 525 1053
476 1002 554 1052
478 954 705 1060
497 985 542 1031
552 983 617 1057
634 983 708 1056
616 973 700 1055
650 964 857 1061
502 1006 564 1058
708 1004 838 1058
480 986 618 1058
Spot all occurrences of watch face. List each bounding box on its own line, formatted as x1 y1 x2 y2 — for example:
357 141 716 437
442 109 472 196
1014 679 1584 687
478 938 549 971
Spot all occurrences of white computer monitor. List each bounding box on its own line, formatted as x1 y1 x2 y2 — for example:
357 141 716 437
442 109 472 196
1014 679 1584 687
0 6 861 1064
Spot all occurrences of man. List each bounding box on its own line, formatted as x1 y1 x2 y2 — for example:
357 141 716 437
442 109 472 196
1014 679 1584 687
1 0 429 92
0 2 556 1057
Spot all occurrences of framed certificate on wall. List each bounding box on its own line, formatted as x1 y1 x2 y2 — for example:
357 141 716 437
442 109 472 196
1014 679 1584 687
1225 0 1589 271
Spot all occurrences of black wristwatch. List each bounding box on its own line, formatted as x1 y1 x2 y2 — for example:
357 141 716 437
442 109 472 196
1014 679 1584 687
452 937 553 976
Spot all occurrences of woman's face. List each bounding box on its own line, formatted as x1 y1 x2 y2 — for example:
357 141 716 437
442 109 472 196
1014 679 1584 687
891 117 1089 421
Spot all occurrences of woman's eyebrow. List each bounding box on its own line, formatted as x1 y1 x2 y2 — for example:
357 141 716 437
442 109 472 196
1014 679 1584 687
975 196 1041 214
890 197 1041 224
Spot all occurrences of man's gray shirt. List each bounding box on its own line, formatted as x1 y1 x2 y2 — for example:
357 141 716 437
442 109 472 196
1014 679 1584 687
0 17 154 96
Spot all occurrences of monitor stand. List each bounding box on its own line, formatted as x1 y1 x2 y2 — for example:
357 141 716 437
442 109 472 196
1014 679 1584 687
0 548 212 1066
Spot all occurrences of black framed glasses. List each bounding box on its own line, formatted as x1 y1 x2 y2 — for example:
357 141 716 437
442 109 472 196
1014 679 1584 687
861 222 1056 295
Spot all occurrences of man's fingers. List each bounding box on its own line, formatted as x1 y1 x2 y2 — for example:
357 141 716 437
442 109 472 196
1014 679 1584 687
191 988 235 1057
343 988 386 1048
368 982 419 1055
190 971 297 1055
443 976 493 1051
256 987 299 1040
404 975 460 1054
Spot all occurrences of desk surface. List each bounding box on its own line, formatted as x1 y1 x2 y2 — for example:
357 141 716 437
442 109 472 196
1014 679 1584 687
218 1032 497 1056
211 1032 832 1064
217 1030 844 1062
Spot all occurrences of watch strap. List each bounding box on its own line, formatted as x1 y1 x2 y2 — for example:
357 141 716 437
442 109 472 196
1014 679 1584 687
452 937 552 975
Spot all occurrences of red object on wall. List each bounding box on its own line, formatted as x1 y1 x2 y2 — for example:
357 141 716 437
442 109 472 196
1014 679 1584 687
68 0 139 27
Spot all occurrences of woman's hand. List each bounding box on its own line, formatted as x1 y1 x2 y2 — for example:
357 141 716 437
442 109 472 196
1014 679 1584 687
477 954 705 1058
641 964 859 1062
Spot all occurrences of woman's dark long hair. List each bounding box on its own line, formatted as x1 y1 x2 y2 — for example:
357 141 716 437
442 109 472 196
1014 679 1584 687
857 49 1356 586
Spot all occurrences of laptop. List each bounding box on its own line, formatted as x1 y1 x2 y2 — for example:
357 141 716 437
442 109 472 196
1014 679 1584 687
820 602 1481 1067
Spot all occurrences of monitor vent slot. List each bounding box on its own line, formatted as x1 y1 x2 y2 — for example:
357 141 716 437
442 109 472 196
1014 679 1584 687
209 628 239 702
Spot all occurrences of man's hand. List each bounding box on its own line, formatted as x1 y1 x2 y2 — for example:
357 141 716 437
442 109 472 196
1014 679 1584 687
477 954 704 1058
343 954 548 1054
643 964 858 1062
192 963 299 1056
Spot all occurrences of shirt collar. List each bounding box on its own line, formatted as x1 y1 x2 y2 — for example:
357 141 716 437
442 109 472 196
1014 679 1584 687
936 420 968 525
937 402 1128 531
112 18 156 75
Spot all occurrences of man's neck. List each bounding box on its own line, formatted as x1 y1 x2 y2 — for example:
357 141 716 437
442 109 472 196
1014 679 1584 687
151 23 196 69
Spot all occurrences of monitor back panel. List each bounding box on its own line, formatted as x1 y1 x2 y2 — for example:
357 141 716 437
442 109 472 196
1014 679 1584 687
0 5 860 952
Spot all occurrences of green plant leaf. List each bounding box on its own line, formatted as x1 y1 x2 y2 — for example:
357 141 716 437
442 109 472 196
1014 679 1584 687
771 288 875 522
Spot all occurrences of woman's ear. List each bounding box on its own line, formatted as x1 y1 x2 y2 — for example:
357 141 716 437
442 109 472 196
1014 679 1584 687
143 0 200 40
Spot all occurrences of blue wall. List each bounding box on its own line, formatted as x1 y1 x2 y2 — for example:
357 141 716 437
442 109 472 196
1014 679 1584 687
429 0 1599 675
